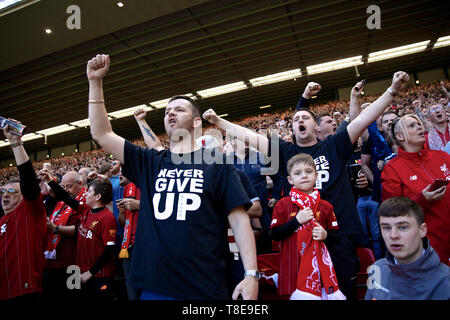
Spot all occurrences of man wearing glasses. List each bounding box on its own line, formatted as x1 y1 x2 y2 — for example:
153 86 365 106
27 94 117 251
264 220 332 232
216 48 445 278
0 120 47 300
425 103 449 154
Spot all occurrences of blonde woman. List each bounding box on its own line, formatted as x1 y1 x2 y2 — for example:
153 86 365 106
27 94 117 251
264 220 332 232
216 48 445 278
381 114 450 265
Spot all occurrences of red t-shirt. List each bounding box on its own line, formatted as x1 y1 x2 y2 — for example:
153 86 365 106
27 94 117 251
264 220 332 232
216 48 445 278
76 205 117 278
45 203 82 269
0 195 47 300
123 183 140 246
270 197 338 296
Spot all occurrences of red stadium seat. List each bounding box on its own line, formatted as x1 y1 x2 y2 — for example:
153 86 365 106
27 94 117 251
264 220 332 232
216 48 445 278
356 247 376 300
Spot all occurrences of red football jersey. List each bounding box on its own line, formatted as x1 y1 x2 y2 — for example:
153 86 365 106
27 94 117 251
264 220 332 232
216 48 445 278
0 196 47 300
270 196 338 296
76 205 117 278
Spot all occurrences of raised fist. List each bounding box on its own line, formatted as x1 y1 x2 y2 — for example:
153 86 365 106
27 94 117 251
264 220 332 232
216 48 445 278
87 54 110 81
202 108 220 125
303 82 322 99
391 71 409 93
134 108 147 121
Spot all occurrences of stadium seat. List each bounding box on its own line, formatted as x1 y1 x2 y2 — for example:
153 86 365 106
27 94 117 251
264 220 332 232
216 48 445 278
356 247 376 300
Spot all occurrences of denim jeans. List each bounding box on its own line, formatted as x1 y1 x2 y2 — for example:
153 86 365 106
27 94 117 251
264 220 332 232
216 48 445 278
357 196 383 260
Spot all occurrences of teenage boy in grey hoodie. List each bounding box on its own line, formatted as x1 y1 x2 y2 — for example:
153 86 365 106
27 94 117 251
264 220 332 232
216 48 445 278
365 197 449 300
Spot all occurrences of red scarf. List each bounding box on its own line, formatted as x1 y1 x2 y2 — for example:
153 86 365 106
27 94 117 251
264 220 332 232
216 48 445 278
289 187 345 300
45 188 86 260
119 183 138 259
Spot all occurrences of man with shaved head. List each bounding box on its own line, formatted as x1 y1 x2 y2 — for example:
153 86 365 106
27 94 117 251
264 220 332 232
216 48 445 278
43 170 86 298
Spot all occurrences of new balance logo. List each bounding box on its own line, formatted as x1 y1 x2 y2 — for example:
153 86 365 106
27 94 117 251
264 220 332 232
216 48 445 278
0 223 6 235
409 175 417 181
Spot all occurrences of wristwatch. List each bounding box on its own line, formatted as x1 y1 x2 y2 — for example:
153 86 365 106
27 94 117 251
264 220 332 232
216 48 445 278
53 225 60 235
244 270 261 280
387 87 397 97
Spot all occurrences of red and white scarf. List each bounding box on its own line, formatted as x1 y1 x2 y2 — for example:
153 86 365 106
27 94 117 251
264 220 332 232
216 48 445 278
427 125 450 151
119 183 138 259
44 188 86 260
289 187 346 300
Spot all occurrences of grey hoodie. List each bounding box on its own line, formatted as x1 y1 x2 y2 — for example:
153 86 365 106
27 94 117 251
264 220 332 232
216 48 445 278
365 238 449 300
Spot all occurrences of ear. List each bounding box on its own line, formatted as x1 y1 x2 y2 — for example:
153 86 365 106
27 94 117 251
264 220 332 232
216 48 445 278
287 175 293 186
193 116 202 129
419 222 427 238
95 193 102 203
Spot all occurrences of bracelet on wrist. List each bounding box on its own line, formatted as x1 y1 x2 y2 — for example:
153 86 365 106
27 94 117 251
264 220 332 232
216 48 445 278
387 87 397 97
88 99 105 104
10 141 23 148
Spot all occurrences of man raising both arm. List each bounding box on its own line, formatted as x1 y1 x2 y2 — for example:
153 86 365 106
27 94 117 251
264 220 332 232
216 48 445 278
87 54 258 300
204 71 410 300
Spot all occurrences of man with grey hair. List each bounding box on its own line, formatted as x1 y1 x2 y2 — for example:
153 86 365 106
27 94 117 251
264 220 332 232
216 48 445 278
43 170 86 298
425 103 449 153
78 167 92 189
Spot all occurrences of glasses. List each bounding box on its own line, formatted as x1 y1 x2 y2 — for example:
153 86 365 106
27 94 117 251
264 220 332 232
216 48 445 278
429 106 442 113
0 188 19 196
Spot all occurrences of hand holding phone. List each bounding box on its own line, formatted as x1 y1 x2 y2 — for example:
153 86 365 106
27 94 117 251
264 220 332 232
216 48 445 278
429 179 449 192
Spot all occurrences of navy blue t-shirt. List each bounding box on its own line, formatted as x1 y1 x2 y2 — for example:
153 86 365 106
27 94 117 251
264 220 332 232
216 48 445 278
270 130 365 236
122 140 251 299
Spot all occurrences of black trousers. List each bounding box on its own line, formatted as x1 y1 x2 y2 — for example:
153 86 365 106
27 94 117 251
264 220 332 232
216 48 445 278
327 234 360 301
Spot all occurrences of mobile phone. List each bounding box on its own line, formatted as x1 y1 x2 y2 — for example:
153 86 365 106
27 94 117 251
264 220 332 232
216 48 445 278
429 179 449 191
354 79 366 91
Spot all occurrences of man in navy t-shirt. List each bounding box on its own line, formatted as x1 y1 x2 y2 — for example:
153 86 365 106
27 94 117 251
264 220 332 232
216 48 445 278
204 72 410 300
86 54 258 300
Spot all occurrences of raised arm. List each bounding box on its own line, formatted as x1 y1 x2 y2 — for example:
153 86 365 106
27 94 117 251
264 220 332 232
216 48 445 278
133 108 164 151
295 82 322 110
349 80 366 121
203 109 269 156
87 54 125 163
441 81 450 99
347 71 409 145
3 120 40 201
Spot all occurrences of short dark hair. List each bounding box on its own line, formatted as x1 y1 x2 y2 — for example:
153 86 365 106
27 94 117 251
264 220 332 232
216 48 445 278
88 178 113 205
381 110 397 123
294 108 317 122
287 153 316 176
169 95 201 118
317 113 331 125
378 197 424 225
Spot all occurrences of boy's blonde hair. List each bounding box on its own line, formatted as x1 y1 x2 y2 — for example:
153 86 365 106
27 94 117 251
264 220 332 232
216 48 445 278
287 153 316 176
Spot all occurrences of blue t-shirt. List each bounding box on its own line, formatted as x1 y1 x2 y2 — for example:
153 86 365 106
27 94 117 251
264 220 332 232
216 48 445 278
122 140 251 299
270 130 365 236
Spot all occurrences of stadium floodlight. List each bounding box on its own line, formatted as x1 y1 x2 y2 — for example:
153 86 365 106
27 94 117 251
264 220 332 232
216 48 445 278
368 41 430 63
149 94 195 109
36 124 76 136
70 118 91 128
433 35 450 49
0 140 10 148
249 69 302 87
218 113 228 118
306 56 363 75
108 104 149 119
259 105 271 109
197 82 248 98
149 98 171 109
21 133 43 142
0 0 23 10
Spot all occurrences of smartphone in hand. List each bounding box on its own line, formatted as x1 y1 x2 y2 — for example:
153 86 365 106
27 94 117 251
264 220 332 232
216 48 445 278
429 179 449 192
